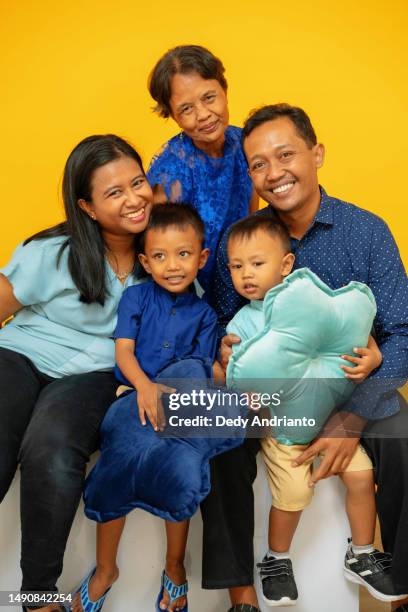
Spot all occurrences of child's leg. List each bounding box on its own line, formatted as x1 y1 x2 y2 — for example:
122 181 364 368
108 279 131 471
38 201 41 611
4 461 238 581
340 469 376 546
340 448 407 603
72 517 125 612
158 520 189 611
269 506 303 553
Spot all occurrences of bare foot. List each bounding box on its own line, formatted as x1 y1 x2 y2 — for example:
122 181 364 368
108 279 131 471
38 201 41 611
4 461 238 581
158 560 187 611
71 566 119 612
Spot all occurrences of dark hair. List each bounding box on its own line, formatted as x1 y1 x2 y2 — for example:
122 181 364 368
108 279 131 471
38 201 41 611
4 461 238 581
139 203 205 252
227 214 292 254
148 45 227 118
25 134 145 305
242 103 317 148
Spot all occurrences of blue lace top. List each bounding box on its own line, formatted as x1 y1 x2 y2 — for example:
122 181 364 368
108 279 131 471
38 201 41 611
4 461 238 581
147 125 253 293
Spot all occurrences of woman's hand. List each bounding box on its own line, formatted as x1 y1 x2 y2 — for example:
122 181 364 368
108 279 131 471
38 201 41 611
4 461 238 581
220 333 241 370
136 380 175 431
340 335 382 382
0 274 23 325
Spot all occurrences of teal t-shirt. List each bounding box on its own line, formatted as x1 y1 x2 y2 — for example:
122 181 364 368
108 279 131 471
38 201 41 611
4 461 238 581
226 299 264 344
0 236 141 378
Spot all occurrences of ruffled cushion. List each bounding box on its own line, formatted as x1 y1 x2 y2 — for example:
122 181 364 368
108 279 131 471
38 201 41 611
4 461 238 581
226 268 376 444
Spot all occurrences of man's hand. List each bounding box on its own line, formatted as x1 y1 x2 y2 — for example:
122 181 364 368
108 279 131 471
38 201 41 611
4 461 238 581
136 381 175 431
292 410 366 485
220 333 241 370
292 436 360 486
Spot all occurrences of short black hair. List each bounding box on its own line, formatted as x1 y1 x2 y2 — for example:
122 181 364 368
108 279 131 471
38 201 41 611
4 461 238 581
242 103 317 148
140 203 205 252
148 45 227 118
227 214 292 254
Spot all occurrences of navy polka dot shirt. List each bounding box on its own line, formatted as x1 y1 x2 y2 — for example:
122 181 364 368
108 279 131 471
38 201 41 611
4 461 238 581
211 187 408 420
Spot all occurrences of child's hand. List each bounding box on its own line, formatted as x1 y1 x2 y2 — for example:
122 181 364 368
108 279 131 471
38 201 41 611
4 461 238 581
213 360 226 384
136 380 176 431
340 335 382 382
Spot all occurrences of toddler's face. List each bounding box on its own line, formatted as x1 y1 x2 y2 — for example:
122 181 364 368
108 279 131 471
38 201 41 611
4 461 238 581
139 224 209 294
227 229 295 300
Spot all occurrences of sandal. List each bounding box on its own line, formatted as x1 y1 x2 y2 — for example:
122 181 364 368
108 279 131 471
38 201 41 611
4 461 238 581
71 567 111 612
155 570 188 612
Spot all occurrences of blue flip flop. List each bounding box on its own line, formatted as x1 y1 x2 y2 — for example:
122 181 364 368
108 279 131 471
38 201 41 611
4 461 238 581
71 567 111 612
155 570 188 612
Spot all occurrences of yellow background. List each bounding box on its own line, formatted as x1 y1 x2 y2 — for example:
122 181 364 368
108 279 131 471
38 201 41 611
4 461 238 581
1 0 407 265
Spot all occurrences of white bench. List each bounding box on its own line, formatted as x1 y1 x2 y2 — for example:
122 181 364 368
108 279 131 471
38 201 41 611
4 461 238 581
0 458 358 611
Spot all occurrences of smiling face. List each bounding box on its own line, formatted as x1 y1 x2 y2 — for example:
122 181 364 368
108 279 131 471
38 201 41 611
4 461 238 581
169 72 229 154
243 117 324 218
78 156 153 238
228 229 295 300
138 224 209 294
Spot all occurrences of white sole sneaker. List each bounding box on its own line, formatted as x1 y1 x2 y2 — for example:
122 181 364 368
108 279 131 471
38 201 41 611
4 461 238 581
262 594 297 607
344 567 408 603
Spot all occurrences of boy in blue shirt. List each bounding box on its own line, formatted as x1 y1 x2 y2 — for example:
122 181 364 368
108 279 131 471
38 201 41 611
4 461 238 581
79 204 241 612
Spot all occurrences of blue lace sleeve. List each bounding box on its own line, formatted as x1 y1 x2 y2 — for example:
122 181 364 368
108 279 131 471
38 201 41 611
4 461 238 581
147 136 193 202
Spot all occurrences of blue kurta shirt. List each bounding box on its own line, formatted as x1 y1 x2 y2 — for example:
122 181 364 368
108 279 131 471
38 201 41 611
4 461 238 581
147 126 253 293
211 187 408 420
114 281 218 385
0 237 140 378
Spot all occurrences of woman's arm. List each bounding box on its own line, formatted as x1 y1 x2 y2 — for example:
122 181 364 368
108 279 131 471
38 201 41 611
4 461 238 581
152 181 182 204
249 189 259 213
0 273 23 324
152 184 167 204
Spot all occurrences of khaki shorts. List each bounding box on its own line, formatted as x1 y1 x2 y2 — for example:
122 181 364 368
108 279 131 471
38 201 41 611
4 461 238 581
260 437 373 511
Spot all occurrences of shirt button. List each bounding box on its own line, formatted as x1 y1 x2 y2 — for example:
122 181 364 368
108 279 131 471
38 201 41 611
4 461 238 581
163 341 170 349
171 308 176 316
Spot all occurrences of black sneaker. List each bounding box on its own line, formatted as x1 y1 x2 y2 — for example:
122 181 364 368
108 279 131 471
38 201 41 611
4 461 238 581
344 541 408 602
228 606 261 612
257 554 298 607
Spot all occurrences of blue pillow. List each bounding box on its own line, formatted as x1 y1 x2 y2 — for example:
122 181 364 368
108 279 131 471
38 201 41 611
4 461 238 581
226 268 377 444
84 358 244 522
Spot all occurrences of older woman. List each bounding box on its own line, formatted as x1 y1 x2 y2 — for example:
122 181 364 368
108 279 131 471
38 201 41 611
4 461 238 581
147 45 258 294
0 134 153 612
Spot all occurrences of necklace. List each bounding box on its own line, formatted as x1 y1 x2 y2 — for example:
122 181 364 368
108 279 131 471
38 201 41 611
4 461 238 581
115 269 132 282
106 254 134 283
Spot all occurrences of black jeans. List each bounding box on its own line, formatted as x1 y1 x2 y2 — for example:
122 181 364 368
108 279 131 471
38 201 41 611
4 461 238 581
361 393 408 593
201 394 408 592
0 347 118 593
201 438 260 588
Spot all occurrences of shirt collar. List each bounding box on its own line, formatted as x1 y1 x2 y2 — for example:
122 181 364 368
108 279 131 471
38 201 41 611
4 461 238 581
265 185 334 227
249 299 264 311
153 280 197 306
314 186 334 226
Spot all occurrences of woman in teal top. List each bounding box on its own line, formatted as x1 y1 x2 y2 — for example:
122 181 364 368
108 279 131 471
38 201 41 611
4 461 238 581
0 134 153 612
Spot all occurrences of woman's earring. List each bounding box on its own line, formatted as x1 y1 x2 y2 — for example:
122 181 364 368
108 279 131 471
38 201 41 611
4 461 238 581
90 213 96 220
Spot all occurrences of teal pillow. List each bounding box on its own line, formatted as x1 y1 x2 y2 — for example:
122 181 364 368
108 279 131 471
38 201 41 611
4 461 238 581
226 268 377 444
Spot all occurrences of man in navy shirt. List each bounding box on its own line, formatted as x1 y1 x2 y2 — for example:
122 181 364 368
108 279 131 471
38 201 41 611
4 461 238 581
201 104 408 612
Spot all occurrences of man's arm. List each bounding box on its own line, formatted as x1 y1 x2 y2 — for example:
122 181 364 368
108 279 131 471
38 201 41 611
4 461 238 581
343 217 408 419
295 217 408 481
